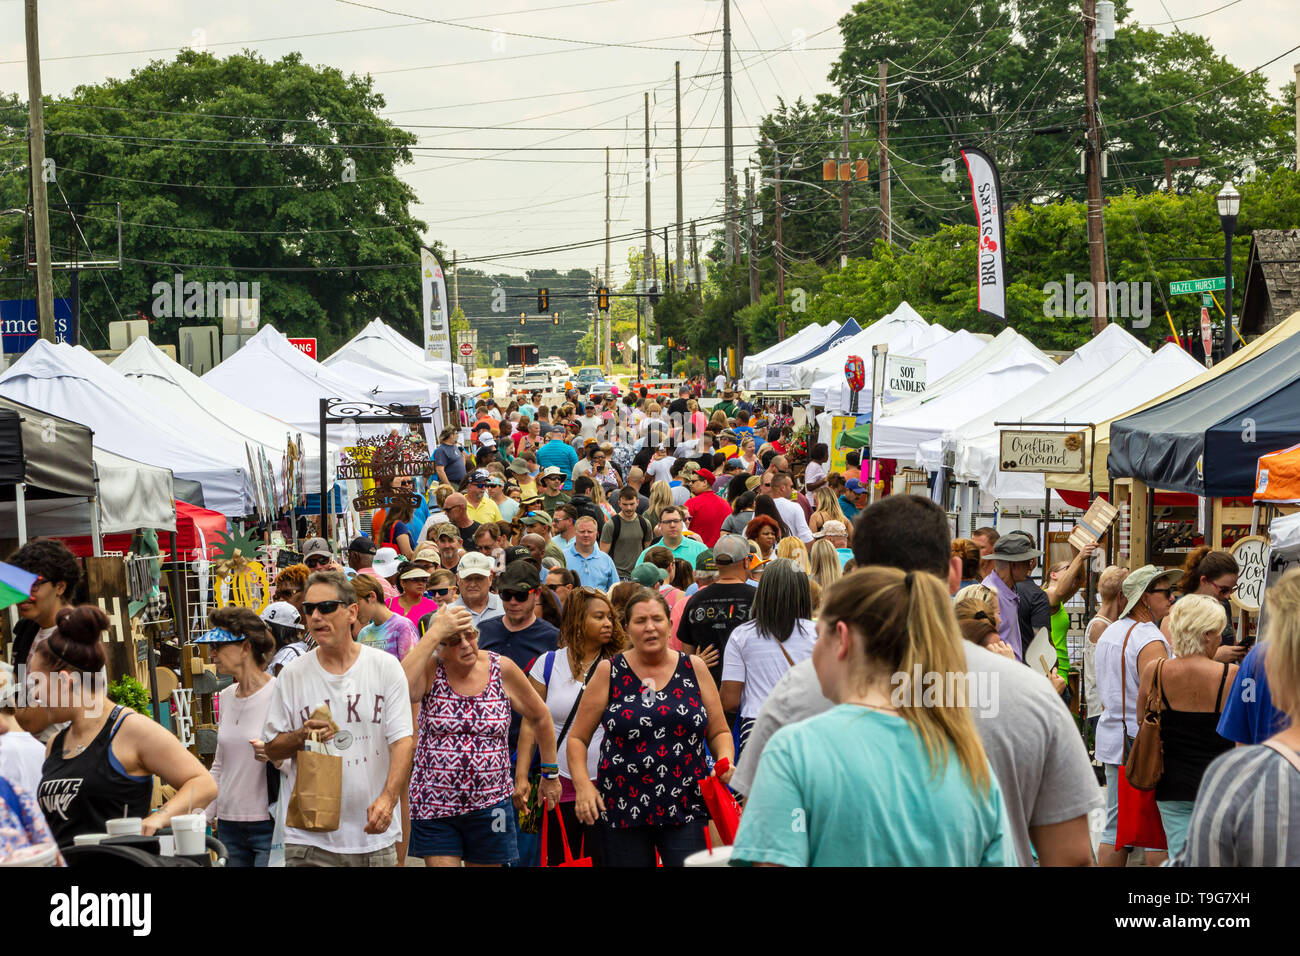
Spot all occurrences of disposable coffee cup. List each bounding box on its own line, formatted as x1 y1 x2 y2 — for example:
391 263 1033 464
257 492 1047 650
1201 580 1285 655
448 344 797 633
106 817 143 837
170 813 206 856
684 845 732 867
73 833 110 846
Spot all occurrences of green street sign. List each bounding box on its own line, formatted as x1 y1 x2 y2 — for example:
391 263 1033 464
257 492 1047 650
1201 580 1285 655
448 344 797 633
1202 293 1214 309
1170 277 1226 295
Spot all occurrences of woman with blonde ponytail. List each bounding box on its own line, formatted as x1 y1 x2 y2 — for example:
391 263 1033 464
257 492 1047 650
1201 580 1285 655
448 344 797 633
731 567 1013 866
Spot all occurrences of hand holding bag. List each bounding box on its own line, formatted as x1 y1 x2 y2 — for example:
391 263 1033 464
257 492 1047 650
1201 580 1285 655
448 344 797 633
698 757 742 845
286 732 342 833
1124 658 1166 791
540 806 592 867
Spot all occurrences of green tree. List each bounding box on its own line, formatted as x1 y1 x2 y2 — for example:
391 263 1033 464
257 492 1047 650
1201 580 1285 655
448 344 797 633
0 51 427 351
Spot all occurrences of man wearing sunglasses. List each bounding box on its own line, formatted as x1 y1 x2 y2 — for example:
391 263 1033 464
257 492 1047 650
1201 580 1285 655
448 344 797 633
477 563 558 681
442 495 481 554
263 569 415 867
463 470 503 525
538 467 569 515
302 537 334 571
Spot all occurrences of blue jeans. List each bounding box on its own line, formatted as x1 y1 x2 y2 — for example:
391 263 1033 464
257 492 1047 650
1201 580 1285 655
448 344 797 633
1157 800 1195 860
218 818 273 867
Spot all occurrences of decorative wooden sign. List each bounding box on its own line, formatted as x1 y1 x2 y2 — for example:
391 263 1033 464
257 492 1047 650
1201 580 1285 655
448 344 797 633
1229 534 1268 613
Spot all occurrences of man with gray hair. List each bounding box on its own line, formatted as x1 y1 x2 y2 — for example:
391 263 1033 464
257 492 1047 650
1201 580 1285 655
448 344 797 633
264 569 415 867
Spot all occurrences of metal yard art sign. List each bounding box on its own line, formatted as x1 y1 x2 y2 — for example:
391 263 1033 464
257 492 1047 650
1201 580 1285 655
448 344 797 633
339 434 437 512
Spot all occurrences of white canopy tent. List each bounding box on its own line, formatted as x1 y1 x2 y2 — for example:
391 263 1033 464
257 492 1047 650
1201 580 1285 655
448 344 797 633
112 337 339 495
810 323 968 410
325 358 444 431
327 318 466 390
739 322 828 385
204 326 420 440
960 342 1207 499
917 324 1153 473
871 328 1058 461
0 341 254 516
790 302 932 389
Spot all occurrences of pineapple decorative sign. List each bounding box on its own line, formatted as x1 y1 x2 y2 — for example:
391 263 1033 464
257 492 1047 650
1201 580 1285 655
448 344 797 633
211 528 270 614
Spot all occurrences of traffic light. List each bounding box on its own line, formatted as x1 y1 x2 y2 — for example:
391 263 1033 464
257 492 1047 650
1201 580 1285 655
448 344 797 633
519 311 526 326
552 312 560 325
537 288 549 313
596 286 610 311
666 337 675 349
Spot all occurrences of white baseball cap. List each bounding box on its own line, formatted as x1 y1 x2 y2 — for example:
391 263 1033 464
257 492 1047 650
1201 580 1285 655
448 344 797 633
457 551 495 579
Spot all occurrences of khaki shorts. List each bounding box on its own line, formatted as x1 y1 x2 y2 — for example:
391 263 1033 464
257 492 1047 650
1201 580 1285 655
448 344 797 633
284 843 398 867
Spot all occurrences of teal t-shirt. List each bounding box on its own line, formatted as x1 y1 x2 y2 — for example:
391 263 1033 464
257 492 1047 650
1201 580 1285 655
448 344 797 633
731 704 1015 867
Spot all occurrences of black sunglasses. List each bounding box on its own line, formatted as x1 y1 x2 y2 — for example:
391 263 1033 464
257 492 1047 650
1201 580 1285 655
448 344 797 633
1148 588 1174 598
428 587 453 598
302 600 346 616
305 556 331 568
500 588 535 603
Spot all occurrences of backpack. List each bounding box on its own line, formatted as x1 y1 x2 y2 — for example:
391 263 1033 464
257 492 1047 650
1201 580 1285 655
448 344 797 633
610 512 651 549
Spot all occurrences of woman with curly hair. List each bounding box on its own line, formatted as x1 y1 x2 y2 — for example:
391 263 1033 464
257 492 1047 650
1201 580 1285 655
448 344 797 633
515 586 627 866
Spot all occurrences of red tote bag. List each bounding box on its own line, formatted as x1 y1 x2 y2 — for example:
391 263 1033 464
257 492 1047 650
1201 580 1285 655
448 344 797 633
698 758 742 845
1114 765 1167 851
540 807 593 867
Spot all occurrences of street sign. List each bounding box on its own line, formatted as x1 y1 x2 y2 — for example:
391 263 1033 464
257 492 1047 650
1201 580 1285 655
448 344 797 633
288 337 317 360
1170 277 1226 296
616 342 626 352
1 298 75 353
459 342 473 356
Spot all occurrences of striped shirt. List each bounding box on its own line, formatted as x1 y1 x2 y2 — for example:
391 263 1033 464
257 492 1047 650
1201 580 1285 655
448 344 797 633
1178 744 1300 866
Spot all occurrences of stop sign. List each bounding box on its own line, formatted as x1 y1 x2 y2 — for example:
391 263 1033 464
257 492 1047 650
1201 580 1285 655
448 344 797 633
616 342 626 352
459 342 473 356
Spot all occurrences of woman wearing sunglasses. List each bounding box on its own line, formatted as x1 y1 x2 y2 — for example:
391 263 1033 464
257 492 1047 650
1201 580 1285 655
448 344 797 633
1172 546 1245 664
401 604 561 867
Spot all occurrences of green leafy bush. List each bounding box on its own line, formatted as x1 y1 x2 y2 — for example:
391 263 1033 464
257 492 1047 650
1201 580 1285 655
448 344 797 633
107 675 153 718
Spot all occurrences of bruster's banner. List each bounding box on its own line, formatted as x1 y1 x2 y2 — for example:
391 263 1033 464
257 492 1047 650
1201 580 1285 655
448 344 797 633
421 247 452 363
961 147 1007 322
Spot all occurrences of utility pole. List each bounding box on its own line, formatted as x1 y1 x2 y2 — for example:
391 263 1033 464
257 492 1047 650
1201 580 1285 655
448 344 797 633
675 61 684 291
878 64 891 247
772 142 786 333
722 0 736 265
452 250 459 312
604 146 612 373
840 95 851 270
689 220 699 289
744 170 758 304
25 0 55 342
1083 0 1108 333
592 266 599 365
1294 63 1299 172
644 92 654 364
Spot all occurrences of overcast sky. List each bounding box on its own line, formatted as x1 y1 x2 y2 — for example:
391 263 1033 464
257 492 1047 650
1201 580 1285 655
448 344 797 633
1 0 1295 283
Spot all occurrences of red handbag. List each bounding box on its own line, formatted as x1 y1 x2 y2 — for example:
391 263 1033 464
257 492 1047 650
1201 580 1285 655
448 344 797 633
540 806 593 867
1114 766 1167 851
698 758 742 845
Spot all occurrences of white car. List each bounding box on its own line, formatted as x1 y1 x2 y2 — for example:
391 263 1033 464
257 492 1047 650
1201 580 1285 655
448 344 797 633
539 357 571 378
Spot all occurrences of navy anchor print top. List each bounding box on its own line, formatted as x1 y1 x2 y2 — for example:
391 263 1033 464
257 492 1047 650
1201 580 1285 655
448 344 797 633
596 651 709 828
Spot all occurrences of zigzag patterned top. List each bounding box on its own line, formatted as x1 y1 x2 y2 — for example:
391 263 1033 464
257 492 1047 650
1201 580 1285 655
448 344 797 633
410 652 513 819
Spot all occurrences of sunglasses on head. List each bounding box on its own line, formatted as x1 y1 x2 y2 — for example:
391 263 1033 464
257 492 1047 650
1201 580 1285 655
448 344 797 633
305 555 331 568
302 600 346 616
500 588 535 603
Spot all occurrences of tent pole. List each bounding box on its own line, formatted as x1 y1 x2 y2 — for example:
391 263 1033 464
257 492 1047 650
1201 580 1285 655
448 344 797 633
318 398 329 541
90 467 103 557
15 482 27 545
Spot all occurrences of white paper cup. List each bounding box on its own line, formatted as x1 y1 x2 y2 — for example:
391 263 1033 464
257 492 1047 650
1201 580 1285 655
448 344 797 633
1 842 59 866
106 817 143 837
73 833 110 846
684 845 733 867
170 814 207 856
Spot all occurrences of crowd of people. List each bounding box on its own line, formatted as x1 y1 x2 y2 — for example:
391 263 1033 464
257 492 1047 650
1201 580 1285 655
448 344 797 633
2 382 1299 869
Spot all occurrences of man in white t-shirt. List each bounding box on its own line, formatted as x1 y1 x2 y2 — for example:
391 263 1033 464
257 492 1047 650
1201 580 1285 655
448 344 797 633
770 472 813 543
264 570 415 867
714 373 727 395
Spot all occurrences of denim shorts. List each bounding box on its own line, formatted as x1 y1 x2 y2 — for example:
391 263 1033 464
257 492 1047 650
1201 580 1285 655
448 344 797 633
410 796 519 864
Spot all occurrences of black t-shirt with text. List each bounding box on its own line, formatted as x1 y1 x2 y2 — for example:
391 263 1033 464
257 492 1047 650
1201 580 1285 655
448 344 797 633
677 582 756 690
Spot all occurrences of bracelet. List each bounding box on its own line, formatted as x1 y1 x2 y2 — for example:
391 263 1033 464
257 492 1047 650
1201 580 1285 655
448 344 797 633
539 763 558 772
540 772 559 780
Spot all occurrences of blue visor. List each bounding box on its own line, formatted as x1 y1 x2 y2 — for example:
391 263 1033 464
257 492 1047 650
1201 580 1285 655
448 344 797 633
193 627 244 645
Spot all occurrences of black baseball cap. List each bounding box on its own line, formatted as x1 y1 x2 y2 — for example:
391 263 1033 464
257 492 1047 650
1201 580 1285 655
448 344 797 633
348 536 377 556
499 560 540 590
504 545 533 565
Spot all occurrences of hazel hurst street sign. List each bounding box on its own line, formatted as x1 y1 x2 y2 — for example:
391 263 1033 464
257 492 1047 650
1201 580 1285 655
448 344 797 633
1169 277 1226 296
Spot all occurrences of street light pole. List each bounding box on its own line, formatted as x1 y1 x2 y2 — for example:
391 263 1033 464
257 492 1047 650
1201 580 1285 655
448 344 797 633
1217 181 1241 358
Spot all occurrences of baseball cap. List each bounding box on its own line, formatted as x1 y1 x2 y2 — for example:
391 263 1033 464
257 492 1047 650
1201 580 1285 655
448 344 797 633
499 561 540 591
694 468 716 485
372 547 401 578
433 522 461 540
713 534 751 566
457 551 495 578
413 544 442 565
469 469 491 483
845 478 867 494
504 545 534 565
302 537 331 560
519 510 553 527
260 602 304 631
630 563 666 587
347 536 376 556
694 549 718 572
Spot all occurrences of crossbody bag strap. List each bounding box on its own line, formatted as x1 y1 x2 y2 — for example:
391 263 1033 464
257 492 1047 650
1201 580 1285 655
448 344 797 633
1263 739 1300 775
1120 622 1139 760
555 656 603 750
775 637 795 668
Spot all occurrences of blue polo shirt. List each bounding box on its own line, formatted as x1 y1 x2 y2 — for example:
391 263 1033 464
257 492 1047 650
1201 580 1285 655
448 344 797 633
536 438 579 491
839 495 860 524
563 541 621 591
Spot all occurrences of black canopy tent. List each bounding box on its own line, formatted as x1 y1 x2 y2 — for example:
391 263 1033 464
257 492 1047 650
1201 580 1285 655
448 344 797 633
1108 327 1300 497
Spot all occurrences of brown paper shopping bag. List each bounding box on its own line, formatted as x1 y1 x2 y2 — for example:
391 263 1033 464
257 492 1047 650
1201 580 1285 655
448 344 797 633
286 732 342 832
